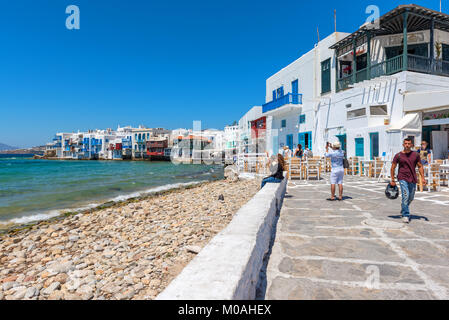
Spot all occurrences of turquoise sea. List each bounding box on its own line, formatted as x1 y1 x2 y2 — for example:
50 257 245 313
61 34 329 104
0 155 223 227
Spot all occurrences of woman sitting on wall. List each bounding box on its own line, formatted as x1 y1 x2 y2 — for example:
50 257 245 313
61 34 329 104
261 154 285 189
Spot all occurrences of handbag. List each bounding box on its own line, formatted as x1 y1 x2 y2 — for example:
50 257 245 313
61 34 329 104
343 152 349 169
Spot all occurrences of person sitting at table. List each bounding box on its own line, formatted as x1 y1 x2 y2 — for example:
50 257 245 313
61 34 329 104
294 144 304 158
304 146 313 158
417 141 432 165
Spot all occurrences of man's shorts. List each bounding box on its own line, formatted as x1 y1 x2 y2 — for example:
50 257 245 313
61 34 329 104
330 170 344 185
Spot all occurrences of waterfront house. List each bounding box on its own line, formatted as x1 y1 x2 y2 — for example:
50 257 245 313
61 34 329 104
237 106 263 155
263 4 449 160
132 126 152 159
146 137 169 160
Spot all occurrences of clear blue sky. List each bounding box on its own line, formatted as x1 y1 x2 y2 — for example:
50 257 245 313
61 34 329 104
0 0 443 147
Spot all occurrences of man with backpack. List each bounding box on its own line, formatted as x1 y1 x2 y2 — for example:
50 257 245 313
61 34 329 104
390 138 426 224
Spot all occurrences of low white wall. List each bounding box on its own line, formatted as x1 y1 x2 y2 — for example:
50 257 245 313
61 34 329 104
156 177 287 300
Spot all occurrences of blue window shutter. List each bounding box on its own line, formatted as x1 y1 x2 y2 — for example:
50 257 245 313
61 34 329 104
273 90 276 101
308 132 312 151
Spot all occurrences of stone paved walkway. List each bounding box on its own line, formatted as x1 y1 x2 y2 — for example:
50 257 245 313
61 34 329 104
265 175 449 300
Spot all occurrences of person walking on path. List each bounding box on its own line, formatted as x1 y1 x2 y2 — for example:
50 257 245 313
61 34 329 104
325 141 345 201
261 154 285 189
390 138 426 224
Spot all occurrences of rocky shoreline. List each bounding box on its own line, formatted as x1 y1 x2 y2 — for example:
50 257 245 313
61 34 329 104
0 178 261 300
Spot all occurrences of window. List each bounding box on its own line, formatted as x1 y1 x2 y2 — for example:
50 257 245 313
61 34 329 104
346 104 352 108
321 58 331 94
281 119 286 128
370 105 388 116
347 108 367 119
299 115 306 124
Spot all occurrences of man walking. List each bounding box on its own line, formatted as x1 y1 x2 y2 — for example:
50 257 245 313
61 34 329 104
390 138 426 224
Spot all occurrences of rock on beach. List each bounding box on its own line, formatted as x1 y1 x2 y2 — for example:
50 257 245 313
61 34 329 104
0 178 260 300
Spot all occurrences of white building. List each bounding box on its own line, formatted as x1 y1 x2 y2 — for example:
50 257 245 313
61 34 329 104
263 4 449 160
237 106 263 154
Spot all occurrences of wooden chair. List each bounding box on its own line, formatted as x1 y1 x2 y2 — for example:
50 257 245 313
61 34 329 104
324 157 332 173
346 157 359 176
284 157 290 179
306 159 321 180
427 164 441 192
372 160 384 178
440 165 449 187
289 158 302 180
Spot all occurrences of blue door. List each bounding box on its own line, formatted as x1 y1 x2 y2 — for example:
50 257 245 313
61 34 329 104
336 134 347 152
355 138 364 157
298 132 312 150
292 79 299 104
369 132 379 159
286 134 293 151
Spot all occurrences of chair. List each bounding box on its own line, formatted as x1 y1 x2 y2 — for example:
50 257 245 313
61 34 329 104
372 160 384 178
284 157 290 179
346 157 359 176
324 157 332 173
289 158 302 180
427 164 441 192
306 159 321 180
439 165 449 187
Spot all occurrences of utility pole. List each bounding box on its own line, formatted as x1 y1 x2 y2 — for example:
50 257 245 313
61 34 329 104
441 0 442 12
317 27 320 42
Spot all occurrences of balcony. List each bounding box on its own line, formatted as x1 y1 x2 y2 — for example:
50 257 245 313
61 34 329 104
262 93 303 114
337 55 449 92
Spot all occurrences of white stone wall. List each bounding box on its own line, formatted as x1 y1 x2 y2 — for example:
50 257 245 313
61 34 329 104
156 176 287 300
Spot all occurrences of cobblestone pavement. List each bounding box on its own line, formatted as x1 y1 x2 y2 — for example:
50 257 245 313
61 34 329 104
265 175 449 300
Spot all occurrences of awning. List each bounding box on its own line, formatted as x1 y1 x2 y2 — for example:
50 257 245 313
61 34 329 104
387 113 421 132
404 90 449 112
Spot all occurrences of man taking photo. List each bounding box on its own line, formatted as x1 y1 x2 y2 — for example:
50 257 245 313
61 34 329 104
390 138 426 224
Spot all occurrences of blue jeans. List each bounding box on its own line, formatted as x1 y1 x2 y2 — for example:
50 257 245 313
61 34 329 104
261 177 282 189
399 180 416 217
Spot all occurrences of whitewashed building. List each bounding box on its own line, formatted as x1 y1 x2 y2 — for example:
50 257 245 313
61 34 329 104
263 4 449 160
237 106 263 154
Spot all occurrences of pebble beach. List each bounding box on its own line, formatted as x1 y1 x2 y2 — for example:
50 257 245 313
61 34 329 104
0 178 260 300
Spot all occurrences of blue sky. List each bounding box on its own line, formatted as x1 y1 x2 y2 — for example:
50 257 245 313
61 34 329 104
0 0 443 147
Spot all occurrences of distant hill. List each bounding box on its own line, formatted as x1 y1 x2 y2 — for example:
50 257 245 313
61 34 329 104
0 143 18 151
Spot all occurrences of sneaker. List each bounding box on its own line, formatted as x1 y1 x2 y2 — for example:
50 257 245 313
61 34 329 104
402 216 410 224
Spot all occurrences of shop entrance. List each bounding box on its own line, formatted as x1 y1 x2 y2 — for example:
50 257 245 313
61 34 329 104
422 109 449 159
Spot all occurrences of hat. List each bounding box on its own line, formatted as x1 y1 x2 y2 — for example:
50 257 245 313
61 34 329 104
333 141 341 149
385 184 399 200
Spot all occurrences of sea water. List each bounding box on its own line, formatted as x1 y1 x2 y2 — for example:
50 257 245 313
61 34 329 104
0 155 223 227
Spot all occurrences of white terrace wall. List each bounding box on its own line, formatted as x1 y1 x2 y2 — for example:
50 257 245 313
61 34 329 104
156 177 287 300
